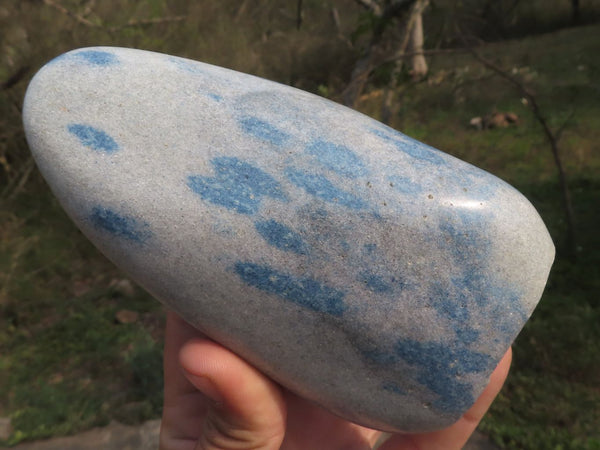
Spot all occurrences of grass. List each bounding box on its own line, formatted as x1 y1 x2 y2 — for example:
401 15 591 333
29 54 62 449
1 1 599 447
0 192 165 445
480 177 600 449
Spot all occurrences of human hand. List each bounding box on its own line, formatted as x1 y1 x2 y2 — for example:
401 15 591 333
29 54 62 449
160 311 511 450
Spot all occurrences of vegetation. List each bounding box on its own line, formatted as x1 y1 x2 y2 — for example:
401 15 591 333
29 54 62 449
1 1 599 448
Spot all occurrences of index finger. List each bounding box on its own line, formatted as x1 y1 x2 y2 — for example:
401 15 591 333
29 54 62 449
160 311 210 444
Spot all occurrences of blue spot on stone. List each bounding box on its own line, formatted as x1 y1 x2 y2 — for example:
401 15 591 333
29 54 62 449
75 50 118 66
382 382 407 395
305 140 367 178
285 168 366 210
431 281 471 323
188 157 286 215
363 243 377 254
371 127 445 165
362 348 399 365
430 208 525 344
359 272 392 293
207 93 223 102
394 339 493 412
90 206 151 243
438 210 482 261
485 285 528 338
239 116 290 147
388 175 423 195
255 219 308 255
67 124 119 152
170 57 203 74
340 240 351 252
456 327 480 345
234 262 346 316
310 208 328 221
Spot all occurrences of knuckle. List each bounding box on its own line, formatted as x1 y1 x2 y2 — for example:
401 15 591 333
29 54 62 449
197 410 282 450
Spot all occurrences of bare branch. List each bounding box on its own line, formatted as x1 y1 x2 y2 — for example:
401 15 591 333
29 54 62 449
327 8 353 49
383 0 419 19
571 0 581 23
343 0 417 107
353 0 383 16
461 32 577 255
381 0 422 123
42 0 185 31
296 0 303 30
234 0 250 22
408 0 429 80
5 157 35 201
381 47 470 65
1 66 30 91
555 110 575 142
81 0 96 17
331 7 342 32
42 0 98 27
109 16 187 31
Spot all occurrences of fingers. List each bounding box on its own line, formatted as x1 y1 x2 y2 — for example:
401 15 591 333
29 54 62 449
163 312 209 402
161 312 211 449
179 338 287 450
379 347 512 450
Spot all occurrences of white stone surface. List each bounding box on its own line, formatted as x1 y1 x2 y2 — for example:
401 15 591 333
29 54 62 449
22 47 554 432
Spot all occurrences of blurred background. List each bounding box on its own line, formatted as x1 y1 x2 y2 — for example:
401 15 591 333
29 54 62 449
1 1 598 448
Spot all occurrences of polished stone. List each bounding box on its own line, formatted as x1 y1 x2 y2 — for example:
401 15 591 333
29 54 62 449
23 47 554 432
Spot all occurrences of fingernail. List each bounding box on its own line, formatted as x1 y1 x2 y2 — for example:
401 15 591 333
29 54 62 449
188 374 223 404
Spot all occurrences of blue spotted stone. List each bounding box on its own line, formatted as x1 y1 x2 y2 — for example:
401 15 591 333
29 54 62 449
75 49 119 66
305 139 367 178
187 156 285 215
89 206 151 243
234 262 346 316
238 116 290 147
254 219 308 255
23 47 554 433
285 167 366 210
67 123 119 152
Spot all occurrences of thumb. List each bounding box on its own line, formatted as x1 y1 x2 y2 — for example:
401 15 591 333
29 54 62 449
179 338 286 450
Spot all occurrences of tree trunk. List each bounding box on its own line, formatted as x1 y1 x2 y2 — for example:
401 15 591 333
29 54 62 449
342 48 379 107
296 0 303 30
380 20 412 123
409 0 428 80
381 0 428 123
344 0 417 108
572 0 580 24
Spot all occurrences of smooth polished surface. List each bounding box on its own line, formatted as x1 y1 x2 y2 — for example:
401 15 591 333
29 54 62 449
23 47 554 432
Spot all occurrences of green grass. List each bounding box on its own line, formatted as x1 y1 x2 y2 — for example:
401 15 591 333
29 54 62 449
479 178 600 449
0 192 165 445
1 2 599 447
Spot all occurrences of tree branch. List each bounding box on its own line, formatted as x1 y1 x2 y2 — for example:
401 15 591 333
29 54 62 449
1 66 30 91
353 0 383 16
81 0 97 17
343 0 417 107
381 0 424 123
42 0 98 27
463 36 577 256
234 0 250 22
383 0 420 19
381 46 470 64
42 0 186 31
296 0 304 30
109 15 187 31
